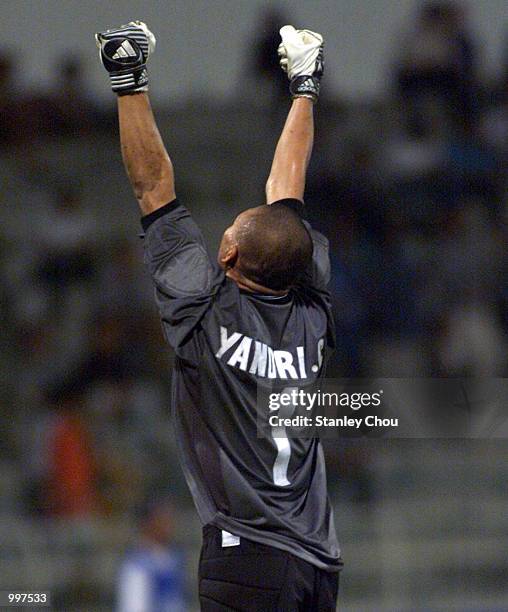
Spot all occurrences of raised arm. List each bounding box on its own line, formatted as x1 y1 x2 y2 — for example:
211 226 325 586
266 98 313 203
265 26 324 205
96 21 175 215
118 93 175 215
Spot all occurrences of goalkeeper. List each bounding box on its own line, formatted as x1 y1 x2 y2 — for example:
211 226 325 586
96 21 340 611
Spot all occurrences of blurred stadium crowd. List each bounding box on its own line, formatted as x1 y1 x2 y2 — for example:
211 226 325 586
1 2 508 610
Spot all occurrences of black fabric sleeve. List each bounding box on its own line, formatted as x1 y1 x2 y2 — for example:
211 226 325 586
141 198 181 232
142 199 224 359
302 222 331 293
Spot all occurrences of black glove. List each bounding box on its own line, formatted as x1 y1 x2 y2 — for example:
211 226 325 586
95 21 156 94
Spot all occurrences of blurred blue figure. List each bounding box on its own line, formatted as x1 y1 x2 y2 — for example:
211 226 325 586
117 496 187 612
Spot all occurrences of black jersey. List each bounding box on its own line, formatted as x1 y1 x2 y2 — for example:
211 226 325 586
142 198 341 572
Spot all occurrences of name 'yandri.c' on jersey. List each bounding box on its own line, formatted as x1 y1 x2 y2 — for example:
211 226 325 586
141 197 342 572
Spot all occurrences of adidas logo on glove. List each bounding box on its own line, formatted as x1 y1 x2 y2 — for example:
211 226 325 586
96 21 156 94
112 40 138 59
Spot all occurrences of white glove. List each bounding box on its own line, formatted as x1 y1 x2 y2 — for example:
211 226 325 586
278 25 324 102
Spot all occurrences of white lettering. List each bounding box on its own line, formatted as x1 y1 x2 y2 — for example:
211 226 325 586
216 328 318 381
317 338 324 369
365 416 399 427
249 341 268 377
267 347 277 379
297 346 307 378
305 392 317 411
227 337 252 371
273 350 298 380
215 326 242 359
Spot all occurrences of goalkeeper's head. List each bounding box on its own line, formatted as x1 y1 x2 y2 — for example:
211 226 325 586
218 203 313 292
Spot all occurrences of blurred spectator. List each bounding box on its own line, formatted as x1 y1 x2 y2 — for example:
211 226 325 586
0 49 24 146
394 1 478 130
46 54 97 135
117 496 187 612
380 107 447 180
71 312 146 388
44 384 98 517
438 296 506 375
36 186 97 310
0 11 507 609
248 8 289 113
87 381 160 517
433 201 501 294
480 95 508 154
327 441 375 504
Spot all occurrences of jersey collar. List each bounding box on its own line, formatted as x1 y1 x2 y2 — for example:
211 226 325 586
243 290 292 303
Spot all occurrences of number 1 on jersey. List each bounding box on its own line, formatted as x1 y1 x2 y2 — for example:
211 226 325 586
271 386 297 486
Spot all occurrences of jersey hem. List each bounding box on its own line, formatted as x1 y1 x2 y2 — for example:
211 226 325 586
209 515 343 573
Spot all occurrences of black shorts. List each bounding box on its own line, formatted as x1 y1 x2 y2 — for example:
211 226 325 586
198 525 339 611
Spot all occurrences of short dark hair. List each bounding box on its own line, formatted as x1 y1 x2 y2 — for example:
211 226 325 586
236 203 313 291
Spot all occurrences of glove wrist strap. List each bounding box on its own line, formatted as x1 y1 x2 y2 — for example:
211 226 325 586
109 65 149 94
289 76 320 103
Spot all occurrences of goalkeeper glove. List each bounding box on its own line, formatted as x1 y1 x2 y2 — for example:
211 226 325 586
95 21 156 94
278 25 324 103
